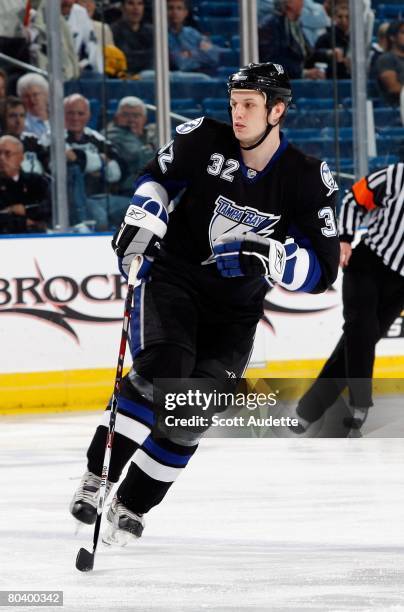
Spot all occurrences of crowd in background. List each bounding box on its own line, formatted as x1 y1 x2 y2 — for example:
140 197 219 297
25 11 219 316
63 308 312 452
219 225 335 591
0 0 402 233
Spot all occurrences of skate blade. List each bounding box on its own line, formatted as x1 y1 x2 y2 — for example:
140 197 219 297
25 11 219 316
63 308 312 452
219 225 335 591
73 520 85 536
102 524 132 547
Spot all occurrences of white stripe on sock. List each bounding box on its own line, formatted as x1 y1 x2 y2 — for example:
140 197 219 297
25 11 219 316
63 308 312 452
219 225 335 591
132 448 183 482
101 411 150 445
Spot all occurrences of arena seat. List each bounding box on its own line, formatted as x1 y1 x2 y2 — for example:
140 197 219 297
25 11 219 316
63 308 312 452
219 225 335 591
373 107 401 126
283 128 320 140
377 126 404 137
198 17 239 38
203 108 230 122
296 98 337 109
376 3 404 19
376 134 403 155
88 98 100 129
219 49 240 66
216 66 239 78
231 35 240 51
198 2 238 17
290 79 352 99
202 97 227 110
320 127 354 139
171 98 198 110
285 109 352 129
210 34 227 47
370 154 400 168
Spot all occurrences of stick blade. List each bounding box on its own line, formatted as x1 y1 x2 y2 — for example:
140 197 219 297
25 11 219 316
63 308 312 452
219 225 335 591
76 547 94 572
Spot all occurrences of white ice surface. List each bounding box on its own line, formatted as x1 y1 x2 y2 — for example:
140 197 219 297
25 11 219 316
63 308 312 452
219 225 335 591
1 410 404 612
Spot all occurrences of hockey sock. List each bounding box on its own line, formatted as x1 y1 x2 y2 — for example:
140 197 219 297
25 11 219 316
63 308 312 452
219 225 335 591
117 435 199 514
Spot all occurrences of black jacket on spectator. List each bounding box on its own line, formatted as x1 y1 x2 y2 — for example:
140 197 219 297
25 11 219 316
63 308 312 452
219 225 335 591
0 172 50 233
111 19 154 74
315 26 350 79
259 14 312 79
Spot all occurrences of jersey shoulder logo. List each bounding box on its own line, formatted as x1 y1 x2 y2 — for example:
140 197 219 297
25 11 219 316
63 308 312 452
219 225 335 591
176 117 204 134
320 161 339 197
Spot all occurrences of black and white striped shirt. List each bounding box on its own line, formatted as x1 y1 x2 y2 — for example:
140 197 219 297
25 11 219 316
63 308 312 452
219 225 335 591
339 163 404 276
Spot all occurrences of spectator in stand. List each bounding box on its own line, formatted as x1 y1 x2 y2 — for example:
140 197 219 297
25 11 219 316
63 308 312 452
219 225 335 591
62 0 103 74
301 0 330 47
63 94 127 229
111 0 154 75
30 0 81 81
98 1 126 24
369 22 390 78
167 0 220 74
106 96 156 197
259 0 325 80
375 20 404 106
314 2 350 79
0 135 50 234
257 0 275 23
16 73 49 140
76 0 115 47
0 96 49 175
258 0 330 47
0 0 34 89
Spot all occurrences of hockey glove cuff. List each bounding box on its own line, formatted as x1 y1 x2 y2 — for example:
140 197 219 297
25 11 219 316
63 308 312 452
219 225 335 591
213 232 286 281
112 194 168 278
213 232 323 292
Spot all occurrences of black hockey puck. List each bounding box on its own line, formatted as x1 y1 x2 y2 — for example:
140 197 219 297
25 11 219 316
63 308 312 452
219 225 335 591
76 547 94 572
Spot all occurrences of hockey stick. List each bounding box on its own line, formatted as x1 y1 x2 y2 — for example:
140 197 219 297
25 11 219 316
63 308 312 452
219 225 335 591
76 255 141 572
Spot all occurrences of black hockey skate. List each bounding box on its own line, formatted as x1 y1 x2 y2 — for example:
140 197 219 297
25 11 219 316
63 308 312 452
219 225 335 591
70 471 113 525
344 407 369 432
102 496 145 546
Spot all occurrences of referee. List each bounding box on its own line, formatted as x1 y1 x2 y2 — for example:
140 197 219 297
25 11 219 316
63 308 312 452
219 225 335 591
295 163 404 431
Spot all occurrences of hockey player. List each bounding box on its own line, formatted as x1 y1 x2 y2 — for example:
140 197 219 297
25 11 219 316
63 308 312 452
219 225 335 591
70 62 340 544
291 163 404 434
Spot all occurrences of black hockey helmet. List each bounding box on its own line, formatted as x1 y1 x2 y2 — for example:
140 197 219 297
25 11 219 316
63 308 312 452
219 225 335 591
228 62 293 110
227 62 292 150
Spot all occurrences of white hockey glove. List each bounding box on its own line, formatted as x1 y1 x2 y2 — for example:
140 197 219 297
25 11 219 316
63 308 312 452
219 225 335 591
213 232 286 281
112 194 168 279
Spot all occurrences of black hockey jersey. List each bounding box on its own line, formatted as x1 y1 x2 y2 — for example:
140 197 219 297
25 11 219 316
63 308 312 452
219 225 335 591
137 117 340 302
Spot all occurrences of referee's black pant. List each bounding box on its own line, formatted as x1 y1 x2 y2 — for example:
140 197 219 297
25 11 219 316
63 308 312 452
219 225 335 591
297 242 404 423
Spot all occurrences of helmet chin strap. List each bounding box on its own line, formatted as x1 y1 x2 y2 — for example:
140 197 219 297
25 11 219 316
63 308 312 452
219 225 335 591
240 122 277 151
240 108 279 151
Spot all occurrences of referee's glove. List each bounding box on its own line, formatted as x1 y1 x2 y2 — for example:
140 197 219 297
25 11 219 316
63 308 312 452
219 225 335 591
112 194 168 279
213 232 286 281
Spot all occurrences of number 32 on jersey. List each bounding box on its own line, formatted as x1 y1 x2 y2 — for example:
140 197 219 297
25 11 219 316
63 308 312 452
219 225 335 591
207 154 239 182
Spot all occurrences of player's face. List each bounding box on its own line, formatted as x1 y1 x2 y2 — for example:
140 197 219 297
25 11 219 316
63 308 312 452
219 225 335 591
5 105 26 136
230 90 269 145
